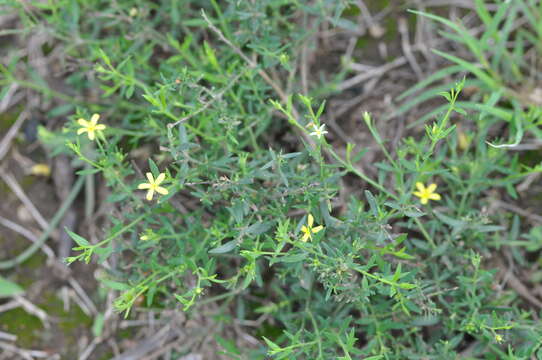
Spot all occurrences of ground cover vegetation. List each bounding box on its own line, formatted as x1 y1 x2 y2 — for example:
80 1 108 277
1 0 542 358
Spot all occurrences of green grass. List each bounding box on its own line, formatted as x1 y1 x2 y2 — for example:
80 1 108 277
1 0 542 358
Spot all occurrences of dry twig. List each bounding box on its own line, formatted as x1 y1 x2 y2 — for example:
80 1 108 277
0 111 28 162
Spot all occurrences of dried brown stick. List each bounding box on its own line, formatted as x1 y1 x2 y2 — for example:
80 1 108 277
517 172 541 192
110 324 177 360
492 199 542 224
398 17 423 80
356 0 384 38
0 215 55 260
0 110 27 162
339 56 408 92
68 277 98 315
0 83 20 113
0 300 19 313
0 172 49 230
0 331 16 342
506 272 542 309
0 194 97 321
499 254 542 310
0 341 55 360
14 295 50 327
0 215 98 319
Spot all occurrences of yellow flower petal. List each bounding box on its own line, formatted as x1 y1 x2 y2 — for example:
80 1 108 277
95 124 106 131
138 183 151 189
88 131 95 141
413 191 423 198
30 164 51 177
90 113 100 125
307 214 314 228
415 182 425 192
428 193 441 201
146 172 154 184
301 232 310 242
146 189 154 201
312 225 323 234
420 197 428 205
427 183 437 193
77 127 88 135
155 186 168 195
78 118 89 126
155 173 166 185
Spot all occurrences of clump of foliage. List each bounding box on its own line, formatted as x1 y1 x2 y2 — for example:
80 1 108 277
2 0 542 358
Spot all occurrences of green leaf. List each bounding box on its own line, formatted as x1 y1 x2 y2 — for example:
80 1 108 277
203 41 220 71
215 335 241 355
432 49 498 90
364 190 379 217
410 10 486 64
0 276 24 298
100 279 131 291
263 336 281 352
457 101 512 122
272 252 307 264
148 158 159 175
398 282 416 290
396 65 463 102
76 168 101 176
209 240 237 254
47 103 74 117
65 228 90 247
92 313 105 337
95 245 114 263
411 315 440 327
245 221 272 237
106 192 129 203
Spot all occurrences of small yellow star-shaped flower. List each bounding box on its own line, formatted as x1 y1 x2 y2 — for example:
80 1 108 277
77 113 106 141
138 172 169 201
30 163 51 177
300 214 324 242
413 182 441 205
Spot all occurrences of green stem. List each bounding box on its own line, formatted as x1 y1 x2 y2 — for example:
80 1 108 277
91 213 147 250
414 217 436 250
307 310 323 359
335 331 353 360
327 146 398 201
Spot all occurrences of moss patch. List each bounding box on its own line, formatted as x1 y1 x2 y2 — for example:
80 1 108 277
0 308 43 348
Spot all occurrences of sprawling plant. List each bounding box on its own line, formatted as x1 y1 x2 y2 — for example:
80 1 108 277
2 0 542 358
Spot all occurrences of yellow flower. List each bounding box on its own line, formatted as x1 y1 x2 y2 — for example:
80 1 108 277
137 172 169 201
77 113 106 141
300 214 324 242
139 234 149 241
457 130 470 151
495 334 503 343
413 182 441 205
30 163 51 177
